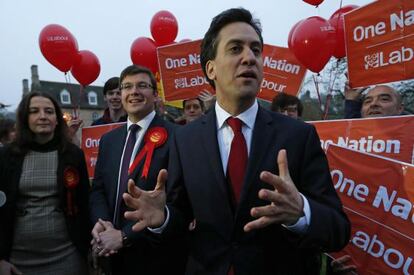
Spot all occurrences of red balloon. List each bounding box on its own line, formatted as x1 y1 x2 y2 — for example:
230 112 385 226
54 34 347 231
70 50 101 86
303 0 324 6
130 37 158 74
287 20 304 50
150 10 178 46
290 16 336 73
329 5 359 58
39 24 78 73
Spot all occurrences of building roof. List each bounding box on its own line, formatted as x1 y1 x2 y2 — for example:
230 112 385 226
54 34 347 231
36 80 106 110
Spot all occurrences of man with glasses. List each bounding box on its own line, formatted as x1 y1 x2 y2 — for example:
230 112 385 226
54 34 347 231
89 65 185 274
91 77 127 126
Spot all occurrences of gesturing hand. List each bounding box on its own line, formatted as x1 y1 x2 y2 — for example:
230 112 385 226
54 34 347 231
244 149 304 232
123 169 168 232
0 260 22 275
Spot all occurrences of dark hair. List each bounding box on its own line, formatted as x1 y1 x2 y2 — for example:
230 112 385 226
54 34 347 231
271 93 303 117
103 77 120 96
200 8 263 88
119 65 157 94
183 98 205 111
0 118 15 144
13 91 70 154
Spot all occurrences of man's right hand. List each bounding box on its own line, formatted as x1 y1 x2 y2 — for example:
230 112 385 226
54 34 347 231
344 73 366 101
0 260 22 275
91 218 109 255
123 169 168 232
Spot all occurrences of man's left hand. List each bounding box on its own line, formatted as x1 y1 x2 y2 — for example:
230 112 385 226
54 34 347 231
244 149 304 232
97 220 122 257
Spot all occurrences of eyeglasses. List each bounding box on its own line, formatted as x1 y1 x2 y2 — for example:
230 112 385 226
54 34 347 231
120 82 154 93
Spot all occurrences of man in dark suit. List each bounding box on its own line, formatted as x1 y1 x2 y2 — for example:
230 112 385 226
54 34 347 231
89 65 185 275
123 8 350 275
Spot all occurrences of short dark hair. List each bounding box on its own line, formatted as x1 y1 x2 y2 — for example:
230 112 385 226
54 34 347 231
119 65 157 94
200 8 263 88
183 98 205 111
271 93 303 117
13 91 70 155
0 118 15 144
103 77 120 96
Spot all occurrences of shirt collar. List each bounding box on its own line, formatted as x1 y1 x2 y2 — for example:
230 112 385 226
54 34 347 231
127 110 156 132
215 100 258 130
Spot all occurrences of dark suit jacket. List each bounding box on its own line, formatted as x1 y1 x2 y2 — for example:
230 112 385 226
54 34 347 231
164 107 350 275
0 142 91 261
89 115 186 275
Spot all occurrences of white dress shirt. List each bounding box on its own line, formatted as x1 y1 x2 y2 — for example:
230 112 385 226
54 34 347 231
215 100 310 233
113 111 156 222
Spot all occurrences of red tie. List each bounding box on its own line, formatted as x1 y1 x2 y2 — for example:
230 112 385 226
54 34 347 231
227 117 247 203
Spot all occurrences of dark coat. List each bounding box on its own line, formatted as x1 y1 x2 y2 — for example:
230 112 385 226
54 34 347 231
0 142 91 261
164 107 351 275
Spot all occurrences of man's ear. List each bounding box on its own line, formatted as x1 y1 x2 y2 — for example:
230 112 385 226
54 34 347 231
206 60 216 82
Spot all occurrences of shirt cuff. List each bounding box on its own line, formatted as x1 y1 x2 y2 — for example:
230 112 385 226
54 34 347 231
147 206 170 234
283 193 311 234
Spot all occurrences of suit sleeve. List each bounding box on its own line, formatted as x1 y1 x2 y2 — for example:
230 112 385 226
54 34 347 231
162 132 193 239
298 125 350 252
89 134 112 224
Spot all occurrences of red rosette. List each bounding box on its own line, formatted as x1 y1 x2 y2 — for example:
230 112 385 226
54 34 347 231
128 127 168 178
64 166 79 189
63 166 79 216
144 127 168 148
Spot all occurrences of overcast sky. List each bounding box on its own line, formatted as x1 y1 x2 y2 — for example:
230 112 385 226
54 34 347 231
0 0 372 109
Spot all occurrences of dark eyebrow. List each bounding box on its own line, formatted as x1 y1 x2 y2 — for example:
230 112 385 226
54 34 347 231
226 39 262 48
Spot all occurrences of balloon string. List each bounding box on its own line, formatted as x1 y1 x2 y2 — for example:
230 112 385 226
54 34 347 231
312 74 323 119
323 60 334 120
75 85 83 119
65 72 77 119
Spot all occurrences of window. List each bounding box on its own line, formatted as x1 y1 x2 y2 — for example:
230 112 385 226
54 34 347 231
92 111 99 120
88 91 98 106
60 89 71 104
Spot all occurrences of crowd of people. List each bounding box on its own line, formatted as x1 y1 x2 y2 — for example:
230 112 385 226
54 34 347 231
0 7 411 275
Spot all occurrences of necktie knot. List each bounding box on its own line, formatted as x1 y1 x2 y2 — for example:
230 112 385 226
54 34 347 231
227 117 243 133
129 124 140 134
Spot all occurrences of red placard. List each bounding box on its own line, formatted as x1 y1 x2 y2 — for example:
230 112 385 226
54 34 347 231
157 40 213 102
310 115 414 164
345 0 414 88
260 44 306 100
327 144 414 275
81 122 125 178
158 41 306 102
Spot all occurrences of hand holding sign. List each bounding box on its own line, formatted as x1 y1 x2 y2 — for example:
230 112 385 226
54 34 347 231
244 150 304 232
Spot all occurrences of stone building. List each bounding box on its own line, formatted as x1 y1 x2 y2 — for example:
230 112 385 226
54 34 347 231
23 65 106 126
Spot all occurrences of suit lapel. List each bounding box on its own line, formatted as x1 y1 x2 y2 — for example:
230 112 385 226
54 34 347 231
129 115 165 185
238 107 275 210
200 110 232 209
110 125 128 202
